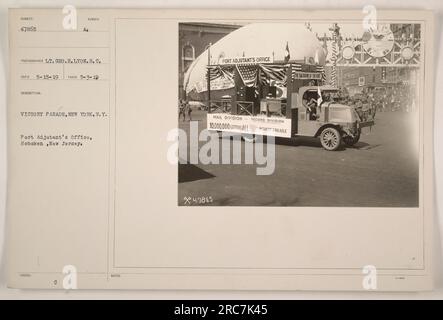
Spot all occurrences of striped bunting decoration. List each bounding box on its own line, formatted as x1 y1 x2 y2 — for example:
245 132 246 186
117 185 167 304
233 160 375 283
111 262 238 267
259 64 287 84
236 65 258 87
207 63 325 87
206 65 235 82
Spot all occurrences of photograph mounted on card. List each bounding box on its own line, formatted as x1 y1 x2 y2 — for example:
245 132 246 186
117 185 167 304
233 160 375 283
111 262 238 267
6 8 434 291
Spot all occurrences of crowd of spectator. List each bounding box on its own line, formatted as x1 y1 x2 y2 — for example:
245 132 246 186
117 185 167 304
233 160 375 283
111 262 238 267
345 85 416 114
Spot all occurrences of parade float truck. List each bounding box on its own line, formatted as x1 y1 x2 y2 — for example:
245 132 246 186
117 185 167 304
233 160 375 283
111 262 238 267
206 61 375 151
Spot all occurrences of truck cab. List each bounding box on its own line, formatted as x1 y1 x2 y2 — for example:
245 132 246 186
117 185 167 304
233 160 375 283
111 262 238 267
293 86 375 150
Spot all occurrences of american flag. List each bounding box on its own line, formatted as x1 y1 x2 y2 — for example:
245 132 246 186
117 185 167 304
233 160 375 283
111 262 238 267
236 65 258 87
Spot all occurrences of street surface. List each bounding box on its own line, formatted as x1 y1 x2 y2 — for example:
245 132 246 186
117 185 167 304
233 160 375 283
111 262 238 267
178 109 419 207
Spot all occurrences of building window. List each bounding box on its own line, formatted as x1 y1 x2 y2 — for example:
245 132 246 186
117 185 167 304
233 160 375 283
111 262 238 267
182 43 195 72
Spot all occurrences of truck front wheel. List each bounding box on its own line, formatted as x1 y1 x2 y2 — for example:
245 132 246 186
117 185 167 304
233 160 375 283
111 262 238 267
320 127 341 151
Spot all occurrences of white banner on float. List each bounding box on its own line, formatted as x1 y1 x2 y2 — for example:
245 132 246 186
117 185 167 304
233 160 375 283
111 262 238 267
219 56 273 65
207 113 292 138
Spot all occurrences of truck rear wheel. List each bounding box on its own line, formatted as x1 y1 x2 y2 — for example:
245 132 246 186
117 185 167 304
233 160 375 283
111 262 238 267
320 127 341 151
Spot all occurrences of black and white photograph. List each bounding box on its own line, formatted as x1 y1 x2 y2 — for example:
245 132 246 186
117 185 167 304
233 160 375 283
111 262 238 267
178 21 421 207
2 6 438 295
